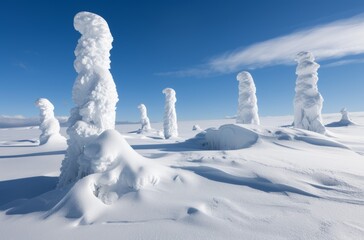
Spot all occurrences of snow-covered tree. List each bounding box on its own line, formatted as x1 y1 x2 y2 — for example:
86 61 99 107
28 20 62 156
236 71 260 125
293 51 326 134
138 104 151 132
35 98 64 145
163 88 178 139
58 12 118 188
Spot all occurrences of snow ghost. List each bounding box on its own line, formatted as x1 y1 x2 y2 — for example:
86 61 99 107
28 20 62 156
162 88 178 139
35 98 64 145
293 51 326 134
58 12 118 188
340 108 350 122
138 104 151 132
236 71 260 125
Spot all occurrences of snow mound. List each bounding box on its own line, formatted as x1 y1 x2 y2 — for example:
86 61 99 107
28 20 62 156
48 129 161 223
326 108 356 127
293 51 326 134
35 98 66 145
198 124 259 150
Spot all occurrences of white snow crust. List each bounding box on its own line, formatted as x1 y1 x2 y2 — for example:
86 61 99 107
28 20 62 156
58 12 118 188
236 71 260 125
293 51 326 134
163 88 178 139
35 98 65 145
137 104 151 132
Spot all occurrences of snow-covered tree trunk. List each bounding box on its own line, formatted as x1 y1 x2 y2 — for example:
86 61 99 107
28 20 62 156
58 12 118 188
340 108 350 122
236 71 260 125
35 98 63 145
163 88 178 139
138 104 151 132
293 51 326 134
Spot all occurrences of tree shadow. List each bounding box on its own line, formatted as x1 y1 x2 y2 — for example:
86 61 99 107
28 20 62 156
175 166 318 198
0 150 66 159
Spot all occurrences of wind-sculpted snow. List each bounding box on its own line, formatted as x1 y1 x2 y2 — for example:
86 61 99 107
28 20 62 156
35 98 65 145
236 71 260 125
326 108 356 127
58 12 118 188
138 104 151 133
163 88 178 139
294 51 326 134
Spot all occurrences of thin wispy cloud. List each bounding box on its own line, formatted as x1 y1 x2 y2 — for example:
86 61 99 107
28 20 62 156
159 13 364 77
323 57 364 68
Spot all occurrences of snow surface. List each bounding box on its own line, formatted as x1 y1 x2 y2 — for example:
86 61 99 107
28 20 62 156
294 51 326 134
236 71 260 125
138 104 152 132
58 11 118 188
163 88 178 139
35 98 66 145
1 113 364 240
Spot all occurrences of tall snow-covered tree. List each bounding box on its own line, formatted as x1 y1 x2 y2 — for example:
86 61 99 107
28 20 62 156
236 71 260 125
163 88 178 139
58 11 118 188
138 104 151 132
35 98 64 145
293 51 325 134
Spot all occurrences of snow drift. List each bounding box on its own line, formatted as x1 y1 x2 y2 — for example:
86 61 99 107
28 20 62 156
58 11 119 188
236 71 260 125
35 98 66 145
293 51 326 134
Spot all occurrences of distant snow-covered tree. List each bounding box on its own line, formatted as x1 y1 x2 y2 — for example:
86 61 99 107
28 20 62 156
163 88 178 139
35 98 64 145
138 104 151 132
236 71 260 125
293 51 326 134
58 11 118 188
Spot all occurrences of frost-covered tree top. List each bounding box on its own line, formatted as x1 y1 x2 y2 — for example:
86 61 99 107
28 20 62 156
35 98 64 145
163 88 178 139
293 51 326 134
58 11 118 188
236 71 260 125
138 104 151 132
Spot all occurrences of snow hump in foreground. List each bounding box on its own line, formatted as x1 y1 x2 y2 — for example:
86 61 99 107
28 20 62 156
197 124 259 150
138 104 151 132
293 51 326 134
35 98 65 145
236 71 260 125
163 88 178 139
58 11 118 188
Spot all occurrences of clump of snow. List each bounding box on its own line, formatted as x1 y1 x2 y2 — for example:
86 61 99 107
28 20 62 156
58 11 118 188
192 124 201 131
198 124 259 150
293 51 326 134
326 108 356 127
162 88 178 139
137 104 151 133
236 71 260 125
34 98 65 145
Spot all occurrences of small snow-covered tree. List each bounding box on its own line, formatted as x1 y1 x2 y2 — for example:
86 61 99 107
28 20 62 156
340 108 350 122
293 51 326 134
35 98 63 145
236 71 260 125
58 12 118 188
163 88 178 139
138 104 151 132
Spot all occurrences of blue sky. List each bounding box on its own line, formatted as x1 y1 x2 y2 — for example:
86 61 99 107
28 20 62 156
1 0 364 122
